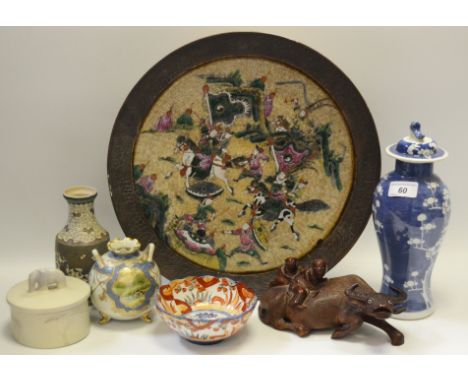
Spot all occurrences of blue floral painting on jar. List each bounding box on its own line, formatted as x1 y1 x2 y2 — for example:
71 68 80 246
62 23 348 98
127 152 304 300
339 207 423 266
372 122 450 319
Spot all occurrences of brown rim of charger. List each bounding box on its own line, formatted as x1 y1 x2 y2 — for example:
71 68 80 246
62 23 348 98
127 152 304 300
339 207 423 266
107 32 380 294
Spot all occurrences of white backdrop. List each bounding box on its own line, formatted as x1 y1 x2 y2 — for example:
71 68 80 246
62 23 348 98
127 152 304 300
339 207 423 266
0 27 467 354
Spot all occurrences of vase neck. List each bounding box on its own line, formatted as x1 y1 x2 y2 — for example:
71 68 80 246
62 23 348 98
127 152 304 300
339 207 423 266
57 192 108 244
66 197 98 226
394 160 433 177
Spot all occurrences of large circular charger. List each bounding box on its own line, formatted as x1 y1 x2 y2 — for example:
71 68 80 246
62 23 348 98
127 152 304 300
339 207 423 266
108 32 380 294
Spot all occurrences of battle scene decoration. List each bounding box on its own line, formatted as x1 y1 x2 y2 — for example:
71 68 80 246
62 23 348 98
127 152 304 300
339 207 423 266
133 58 354 273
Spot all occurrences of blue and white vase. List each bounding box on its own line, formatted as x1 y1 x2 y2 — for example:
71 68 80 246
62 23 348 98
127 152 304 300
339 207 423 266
372 122 450 319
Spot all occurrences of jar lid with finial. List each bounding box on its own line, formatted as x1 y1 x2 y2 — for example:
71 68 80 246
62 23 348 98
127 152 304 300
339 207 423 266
386 122 448 163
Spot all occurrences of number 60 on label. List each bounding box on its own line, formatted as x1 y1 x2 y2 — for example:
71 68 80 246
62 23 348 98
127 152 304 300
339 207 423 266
388 181 419 198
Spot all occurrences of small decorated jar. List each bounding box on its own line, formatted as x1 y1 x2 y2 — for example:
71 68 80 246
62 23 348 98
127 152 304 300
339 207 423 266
89 237 161 324
372 122 450 319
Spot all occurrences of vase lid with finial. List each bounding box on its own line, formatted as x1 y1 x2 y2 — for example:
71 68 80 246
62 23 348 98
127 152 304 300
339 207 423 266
386 122 448 163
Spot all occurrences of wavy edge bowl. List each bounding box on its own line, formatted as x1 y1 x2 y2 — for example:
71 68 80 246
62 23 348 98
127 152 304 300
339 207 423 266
156 275 257 344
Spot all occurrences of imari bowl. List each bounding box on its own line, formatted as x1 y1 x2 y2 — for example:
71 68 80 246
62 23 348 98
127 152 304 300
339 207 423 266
156 276 257 344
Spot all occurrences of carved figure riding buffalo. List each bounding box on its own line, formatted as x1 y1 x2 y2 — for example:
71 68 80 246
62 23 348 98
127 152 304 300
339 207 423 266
259 258 407 346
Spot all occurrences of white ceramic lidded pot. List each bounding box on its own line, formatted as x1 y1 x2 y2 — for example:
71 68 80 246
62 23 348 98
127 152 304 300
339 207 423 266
6 269 90 348
89 237 161 324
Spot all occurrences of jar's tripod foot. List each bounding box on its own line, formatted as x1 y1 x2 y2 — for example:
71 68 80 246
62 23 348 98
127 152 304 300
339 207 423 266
98 313 111 325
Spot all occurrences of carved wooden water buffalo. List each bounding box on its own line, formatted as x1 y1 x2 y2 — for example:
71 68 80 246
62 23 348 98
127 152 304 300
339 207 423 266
259 259 407 346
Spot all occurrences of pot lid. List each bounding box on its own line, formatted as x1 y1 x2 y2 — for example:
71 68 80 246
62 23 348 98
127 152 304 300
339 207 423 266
6 269 90 313
107 237 141 255
386 122 448 163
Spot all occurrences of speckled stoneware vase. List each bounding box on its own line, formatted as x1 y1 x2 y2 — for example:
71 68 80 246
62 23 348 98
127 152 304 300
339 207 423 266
55 186 110 282
372 122 450 320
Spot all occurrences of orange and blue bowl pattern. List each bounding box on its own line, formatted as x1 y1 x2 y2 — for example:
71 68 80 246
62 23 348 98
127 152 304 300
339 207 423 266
156 276 257 344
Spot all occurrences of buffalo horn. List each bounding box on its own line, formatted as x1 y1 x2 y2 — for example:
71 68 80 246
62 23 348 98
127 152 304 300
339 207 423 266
345 283 369 302
389 286 407 303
